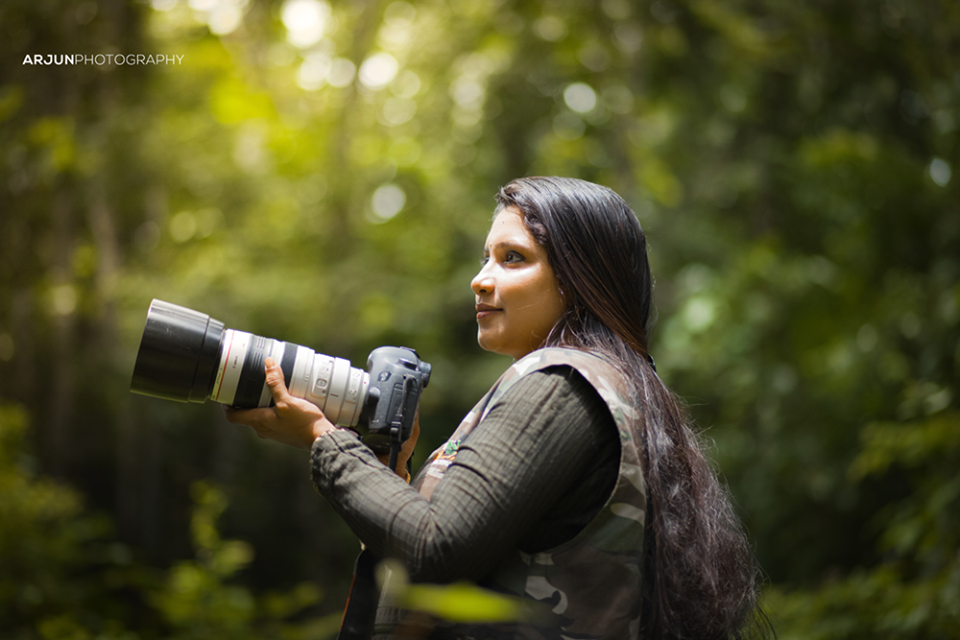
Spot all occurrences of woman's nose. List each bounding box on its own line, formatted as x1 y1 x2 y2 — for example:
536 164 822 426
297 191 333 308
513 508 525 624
471 266 494 295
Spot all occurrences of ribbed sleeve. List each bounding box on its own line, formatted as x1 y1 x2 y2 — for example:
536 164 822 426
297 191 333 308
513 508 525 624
311 366 619 583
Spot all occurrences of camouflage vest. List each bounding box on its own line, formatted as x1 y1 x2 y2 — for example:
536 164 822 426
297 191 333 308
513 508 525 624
377 347 647 639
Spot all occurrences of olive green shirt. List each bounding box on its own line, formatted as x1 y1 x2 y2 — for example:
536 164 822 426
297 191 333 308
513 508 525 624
311 366 620 584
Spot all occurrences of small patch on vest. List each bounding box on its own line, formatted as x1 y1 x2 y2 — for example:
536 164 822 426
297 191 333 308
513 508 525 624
438 438 461 460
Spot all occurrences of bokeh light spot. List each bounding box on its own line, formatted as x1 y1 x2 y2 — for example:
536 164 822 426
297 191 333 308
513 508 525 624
371 184 405 221
564 83 597 114
359 53 399 90
282 0 330 48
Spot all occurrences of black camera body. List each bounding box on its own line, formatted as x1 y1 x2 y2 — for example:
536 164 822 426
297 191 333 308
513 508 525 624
359 346 430 452
130 300 431 452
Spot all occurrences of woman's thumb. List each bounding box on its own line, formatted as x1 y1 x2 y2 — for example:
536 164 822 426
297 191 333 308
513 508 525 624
264 357 290 401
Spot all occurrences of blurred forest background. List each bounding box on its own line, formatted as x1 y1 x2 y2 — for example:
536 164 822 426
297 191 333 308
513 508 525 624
1 0 958 637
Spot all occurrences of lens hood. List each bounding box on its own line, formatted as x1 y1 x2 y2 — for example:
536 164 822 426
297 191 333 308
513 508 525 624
130 299 225 402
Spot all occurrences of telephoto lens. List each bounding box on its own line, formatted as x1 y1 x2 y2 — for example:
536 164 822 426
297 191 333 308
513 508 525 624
131 299 431 453
130 299 369 427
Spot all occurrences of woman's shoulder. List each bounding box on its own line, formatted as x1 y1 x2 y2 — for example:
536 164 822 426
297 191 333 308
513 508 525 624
498 362 604 411
500 347 612 388
505 347 632 413
512 346 609 372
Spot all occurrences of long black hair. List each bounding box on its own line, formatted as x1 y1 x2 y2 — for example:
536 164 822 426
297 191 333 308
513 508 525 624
496 176 771 640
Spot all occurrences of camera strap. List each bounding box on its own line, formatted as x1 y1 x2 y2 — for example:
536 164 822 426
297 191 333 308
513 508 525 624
340 373 424 639
386 376 417 472
337 548 379 640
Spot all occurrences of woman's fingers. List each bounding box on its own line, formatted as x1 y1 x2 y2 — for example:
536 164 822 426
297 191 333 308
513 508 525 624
264 357 292 406
222 403 268 428
222 358 334 449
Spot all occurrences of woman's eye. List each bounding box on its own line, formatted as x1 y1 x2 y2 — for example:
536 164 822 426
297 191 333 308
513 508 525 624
479 250 524 266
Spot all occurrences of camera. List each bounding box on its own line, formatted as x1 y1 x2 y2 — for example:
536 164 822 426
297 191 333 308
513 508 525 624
130 300 431 453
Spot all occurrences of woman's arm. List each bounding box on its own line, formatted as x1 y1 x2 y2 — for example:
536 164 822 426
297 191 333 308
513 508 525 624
312 367 619 583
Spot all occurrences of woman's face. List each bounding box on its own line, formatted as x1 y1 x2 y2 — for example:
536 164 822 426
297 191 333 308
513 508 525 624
471 206 567 360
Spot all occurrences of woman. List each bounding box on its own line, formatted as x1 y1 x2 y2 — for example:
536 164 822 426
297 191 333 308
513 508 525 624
227 177 769 639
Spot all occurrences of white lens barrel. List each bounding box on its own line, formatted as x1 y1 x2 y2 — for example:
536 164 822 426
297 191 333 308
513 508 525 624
211 329 368 426
304 353 369 427
287 345 319 400
338 363 369 427
211 329 251 405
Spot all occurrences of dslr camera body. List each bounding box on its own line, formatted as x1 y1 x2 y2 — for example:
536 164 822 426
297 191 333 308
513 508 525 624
130 300 431 454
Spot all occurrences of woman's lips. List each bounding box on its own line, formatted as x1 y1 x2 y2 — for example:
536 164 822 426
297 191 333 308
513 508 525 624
476 304 500 321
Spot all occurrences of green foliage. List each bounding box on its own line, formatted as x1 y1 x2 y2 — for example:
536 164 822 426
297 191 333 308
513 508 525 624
1 0 959 637
151 482 333 640
0 405 335 639
377 559 547 625
0 404 150 639
765 565 960 640
761 411 960 638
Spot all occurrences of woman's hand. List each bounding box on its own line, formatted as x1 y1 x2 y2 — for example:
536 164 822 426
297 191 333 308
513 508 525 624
223 357 336 450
